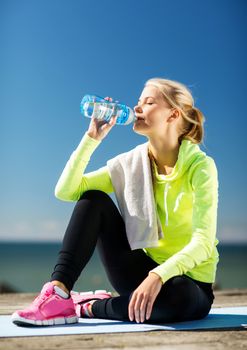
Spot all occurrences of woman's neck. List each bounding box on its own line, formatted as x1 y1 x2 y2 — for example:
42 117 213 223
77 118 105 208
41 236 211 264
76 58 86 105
148 137 180 175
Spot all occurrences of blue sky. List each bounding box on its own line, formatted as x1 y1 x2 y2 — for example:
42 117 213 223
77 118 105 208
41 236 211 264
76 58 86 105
1 0 246 243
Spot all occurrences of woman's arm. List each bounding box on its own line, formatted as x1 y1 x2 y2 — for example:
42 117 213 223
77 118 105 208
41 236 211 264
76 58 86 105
150 157 219 284
54 132 114 202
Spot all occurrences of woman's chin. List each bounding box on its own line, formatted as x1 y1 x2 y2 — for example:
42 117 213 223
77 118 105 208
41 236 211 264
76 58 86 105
132 123 147 136
132 124 149 136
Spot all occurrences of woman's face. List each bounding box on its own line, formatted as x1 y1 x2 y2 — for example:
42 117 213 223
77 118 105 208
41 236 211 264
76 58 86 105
133 85 177 137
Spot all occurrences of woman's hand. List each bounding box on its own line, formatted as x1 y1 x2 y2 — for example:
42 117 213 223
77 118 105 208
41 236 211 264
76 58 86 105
128 272 163 323
87 96 118 141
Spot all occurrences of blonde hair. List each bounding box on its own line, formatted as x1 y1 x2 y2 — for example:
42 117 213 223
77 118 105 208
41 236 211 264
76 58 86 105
145 78 205 145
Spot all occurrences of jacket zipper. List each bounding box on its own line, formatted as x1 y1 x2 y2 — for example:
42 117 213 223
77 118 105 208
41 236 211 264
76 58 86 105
164 182 170 226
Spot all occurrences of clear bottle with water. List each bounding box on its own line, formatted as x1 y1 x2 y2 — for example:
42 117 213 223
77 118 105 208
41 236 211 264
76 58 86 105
80 94 136 125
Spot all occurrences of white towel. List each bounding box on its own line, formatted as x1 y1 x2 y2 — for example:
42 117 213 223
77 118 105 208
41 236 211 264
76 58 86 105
107 142 164 250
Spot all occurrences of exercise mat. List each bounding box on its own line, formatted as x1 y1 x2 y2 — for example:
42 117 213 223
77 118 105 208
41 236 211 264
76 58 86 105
0 306 246 338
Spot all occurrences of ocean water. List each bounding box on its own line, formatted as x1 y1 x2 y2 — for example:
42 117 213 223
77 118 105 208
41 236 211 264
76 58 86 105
0 242 246 293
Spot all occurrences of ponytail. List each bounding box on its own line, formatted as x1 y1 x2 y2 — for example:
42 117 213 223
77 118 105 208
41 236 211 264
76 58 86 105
178 106 205 145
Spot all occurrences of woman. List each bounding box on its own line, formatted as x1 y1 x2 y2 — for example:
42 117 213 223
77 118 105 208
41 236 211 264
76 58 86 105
12 78 219 326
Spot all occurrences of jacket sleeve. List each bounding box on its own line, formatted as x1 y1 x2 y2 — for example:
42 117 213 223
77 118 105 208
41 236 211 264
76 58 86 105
150 157 219 284
54 133 114 202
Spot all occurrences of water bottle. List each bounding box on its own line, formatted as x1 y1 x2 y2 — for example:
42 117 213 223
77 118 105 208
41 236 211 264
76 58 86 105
80 94 136 125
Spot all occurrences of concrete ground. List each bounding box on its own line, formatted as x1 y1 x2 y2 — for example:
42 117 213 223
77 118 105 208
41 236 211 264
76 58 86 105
0 289 246 350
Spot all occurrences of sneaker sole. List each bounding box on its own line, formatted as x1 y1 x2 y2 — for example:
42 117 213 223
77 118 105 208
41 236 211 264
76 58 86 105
71 290 112 296
11 312 78 327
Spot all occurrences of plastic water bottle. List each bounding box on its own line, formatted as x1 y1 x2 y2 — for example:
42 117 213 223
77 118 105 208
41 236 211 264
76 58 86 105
80 94 136 125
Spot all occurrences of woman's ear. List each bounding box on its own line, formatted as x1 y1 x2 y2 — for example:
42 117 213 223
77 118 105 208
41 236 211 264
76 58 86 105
168 108 180 122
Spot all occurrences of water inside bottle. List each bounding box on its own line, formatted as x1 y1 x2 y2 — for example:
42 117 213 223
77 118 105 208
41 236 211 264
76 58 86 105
81 95 135 125
83 101 116 122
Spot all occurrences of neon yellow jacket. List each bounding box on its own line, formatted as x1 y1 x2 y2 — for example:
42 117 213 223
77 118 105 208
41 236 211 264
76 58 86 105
55 132 219 285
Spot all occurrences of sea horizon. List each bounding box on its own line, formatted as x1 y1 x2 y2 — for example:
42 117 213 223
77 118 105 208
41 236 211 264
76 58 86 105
0 241 246 293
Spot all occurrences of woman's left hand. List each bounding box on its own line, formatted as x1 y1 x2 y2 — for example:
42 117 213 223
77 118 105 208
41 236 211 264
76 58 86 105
128 272 163 323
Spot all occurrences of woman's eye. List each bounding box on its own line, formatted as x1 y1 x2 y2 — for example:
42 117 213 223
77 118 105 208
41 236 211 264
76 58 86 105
147 102 153 105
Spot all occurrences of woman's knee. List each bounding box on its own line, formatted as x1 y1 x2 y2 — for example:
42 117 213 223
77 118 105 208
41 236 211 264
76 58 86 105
79 189 111 202
78 190 122 222
75 190 112 211
164 276 199 304
151 276 210 322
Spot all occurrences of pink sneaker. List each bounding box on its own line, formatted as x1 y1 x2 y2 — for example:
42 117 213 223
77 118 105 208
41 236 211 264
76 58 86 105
71 289 112 318
11 282 78 326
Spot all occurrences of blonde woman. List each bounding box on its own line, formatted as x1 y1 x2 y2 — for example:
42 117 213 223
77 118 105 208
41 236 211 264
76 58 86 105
12 78 219 326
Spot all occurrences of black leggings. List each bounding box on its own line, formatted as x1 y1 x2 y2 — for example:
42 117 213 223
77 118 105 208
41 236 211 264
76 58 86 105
51 190 214 323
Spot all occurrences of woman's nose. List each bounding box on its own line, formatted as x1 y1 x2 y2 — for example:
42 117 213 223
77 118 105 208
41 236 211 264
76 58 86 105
134 104 142 113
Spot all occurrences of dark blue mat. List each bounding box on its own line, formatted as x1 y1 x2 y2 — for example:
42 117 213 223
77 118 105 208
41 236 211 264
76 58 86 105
1 306 247 337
